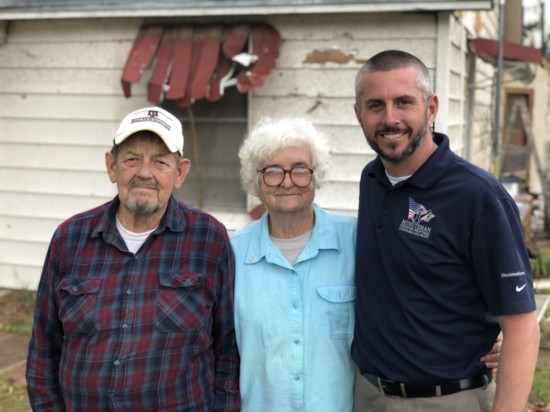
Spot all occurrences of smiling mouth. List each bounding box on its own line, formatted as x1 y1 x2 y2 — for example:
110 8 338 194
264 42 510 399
378 131 406 140
276 192 301 196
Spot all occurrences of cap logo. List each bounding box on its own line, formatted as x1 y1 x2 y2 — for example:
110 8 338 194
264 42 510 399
130 110 171 131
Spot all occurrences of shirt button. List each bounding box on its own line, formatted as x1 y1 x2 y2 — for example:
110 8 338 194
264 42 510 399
292 303 298 309
126 288 132 295
294 339 300 345
121 323 128 330
294 375 300 381
71 286 79 292
114 360 121 367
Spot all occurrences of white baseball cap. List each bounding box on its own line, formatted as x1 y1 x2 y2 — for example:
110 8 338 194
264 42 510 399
114 107 184 156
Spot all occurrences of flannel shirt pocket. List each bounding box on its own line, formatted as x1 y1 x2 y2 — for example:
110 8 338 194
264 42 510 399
155 271 206 333
56 277 102 336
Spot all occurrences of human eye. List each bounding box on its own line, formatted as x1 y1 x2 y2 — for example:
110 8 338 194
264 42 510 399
123 156 139 166
397 97 413 107
366 100 383 111
154 159 170 168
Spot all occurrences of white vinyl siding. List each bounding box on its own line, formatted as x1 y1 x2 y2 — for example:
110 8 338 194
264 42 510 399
0 9 499 289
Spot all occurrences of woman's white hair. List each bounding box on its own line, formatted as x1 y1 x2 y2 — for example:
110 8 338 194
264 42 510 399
239 117 331 197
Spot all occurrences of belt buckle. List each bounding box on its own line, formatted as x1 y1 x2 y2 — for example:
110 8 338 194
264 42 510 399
377 377 398 396
377 377 409 398
482 373 490 389
400 383 407 398
376 377 385 395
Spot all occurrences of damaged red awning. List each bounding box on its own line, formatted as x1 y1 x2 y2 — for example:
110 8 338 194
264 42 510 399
121 23 281 107
469 38 544 66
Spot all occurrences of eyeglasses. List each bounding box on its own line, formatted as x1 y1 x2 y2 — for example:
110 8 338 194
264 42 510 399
257 166 314 188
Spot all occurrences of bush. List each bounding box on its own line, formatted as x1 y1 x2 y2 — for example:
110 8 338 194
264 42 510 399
531 249 550 279
529 367 550 405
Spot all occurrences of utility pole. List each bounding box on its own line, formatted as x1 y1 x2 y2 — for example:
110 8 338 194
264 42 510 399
541 0 547 56
493 0 505 178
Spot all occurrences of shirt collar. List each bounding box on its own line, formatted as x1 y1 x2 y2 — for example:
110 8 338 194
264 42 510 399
367 132 453 189
246 203 341 266
93 194 186 241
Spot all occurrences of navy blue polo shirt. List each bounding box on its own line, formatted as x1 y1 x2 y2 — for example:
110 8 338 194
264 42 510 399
351 133 536 384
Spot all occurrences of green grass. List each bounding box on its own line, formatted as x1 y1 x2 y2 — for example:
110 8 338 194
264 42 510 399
0 376 31 412
0 320 32 336
529 367 550 405
0 290 35 337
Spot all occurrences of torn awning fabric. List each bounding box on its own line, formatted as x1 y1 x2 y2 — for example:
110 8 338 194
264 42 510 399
121 23 281 106
468 38 544 66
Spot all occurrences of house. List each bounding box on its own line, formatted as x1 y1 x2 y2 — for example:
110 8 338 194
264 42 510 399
1 0 545 289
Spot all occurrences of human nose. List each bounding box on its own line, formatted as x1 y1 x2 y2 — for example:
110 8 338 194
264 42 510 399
136 159 154 178
383 104 400 125
280 170 294 187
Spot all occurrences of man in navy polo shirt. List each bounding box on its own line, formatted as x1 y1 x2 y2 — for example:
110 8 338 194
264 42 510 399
352 50 540 411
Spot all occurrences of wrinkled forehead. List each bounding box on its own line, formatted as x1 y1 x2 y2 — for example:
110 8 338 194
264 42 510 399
114 131 173 157
260 145 313 166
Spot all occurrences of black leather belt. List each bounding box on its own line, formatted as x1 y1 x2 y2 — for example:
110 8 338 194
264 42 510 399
361 371 492 398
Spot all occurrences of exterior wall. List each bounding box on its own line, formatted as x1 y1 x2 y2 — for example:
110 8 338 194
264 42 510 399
259 12 438 212
530 66 550 194
0 18 146 289
458 7 499 171
467 57 495 171
0 12 469 290
434 12 467 155
503 65 550 195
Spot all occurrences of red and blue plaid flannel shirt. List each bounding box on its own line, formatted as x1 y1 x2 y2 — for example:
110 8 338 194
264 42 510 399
26 195 240 411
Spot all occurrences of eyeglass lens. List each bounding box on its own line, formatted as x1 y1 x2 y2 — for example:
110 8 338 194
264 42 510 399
261 167 313 187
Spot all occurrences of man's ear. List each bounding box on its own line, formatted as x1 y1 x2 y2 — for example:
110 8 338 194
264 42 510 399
427 94 439 125
105 152 117 183
174 158 191 190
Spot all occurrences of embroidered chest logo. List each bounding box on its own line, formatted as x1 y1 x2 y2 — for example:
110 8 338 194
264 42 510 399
398 197 436 239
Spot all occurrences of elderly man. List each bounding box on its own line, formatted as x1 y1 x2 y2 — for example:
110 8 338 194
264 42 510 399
26 107 239 411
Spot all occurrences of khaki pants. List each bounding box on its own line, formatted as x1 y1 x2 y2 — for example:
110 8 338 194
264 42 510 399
354 371 496 412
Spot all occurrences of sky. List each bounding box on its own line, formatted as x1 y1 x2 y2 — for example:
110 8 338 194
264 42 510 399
523 0 548 47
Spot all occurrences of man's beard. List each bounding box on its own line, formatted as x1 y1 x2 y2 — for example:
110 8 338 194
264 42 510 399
125 179 160 214
125 199 160 214
365 115 429 164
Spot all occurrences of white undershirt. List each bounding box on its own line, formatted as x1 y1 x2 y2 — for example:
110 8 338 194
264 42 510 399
116 217 157 254
271 229 312 265
386 171 412 186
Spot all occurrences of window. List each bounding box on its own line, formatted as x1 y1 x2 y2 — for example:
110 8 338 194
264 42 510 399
163 87 247 212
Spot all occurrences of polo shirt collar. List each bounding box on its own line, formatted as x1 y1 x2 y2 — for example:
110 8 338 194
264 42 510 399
368 132 453 189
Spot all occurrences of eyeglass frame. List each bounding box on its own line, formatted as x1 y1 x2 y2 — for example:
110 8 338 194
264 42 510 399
257 166 314 188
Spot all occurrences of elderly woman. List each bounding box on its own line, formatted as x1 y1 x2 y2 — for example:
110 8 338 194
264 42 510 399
230 117 501 412
231 117 357 411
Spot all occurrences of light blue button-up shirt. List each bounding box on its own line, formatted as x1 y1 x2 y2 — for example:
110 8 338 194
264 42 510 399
231 203 357 412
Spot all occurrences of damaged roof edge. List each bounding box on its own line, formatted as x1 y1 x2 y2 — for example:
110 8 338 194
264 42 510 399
0 2 494 20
